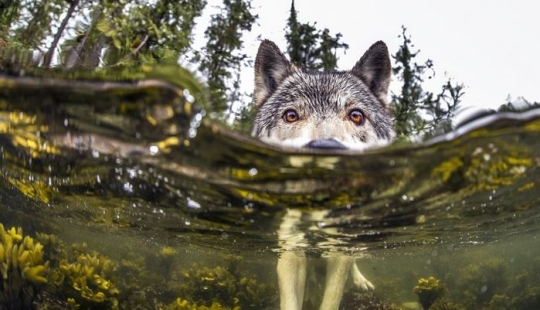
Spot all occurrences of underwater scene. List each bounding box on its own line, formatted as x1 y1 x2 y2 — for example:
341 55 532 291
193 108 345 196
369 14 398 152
1 68 540 310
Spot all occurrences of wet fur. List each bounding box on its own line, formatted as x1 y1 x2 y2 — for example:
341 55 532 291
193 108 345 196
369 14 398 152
252 40 395 150
252 40 394 310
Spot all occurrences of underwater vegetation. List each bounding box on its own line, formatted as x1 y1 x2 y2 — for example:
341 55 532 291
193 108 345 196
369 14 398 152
2 222 540 310
449 255 540 310
54 251 120 308
0 222 277 310
337 251 540 310
163 298 237 310
0 224 120 310
413 277 445 310
340 291 398 310
431 139 532 193
0 224 48 309
409 252 540 310
173 255 277 310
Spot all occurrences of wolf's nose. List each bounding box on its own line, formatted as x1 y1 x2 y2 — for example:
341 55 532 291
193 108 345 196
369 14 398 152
305 139 347 150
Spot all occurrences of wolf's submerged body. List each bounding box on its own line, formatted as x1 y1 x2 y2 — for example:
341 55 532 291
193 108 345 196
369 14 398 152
251 40 395 310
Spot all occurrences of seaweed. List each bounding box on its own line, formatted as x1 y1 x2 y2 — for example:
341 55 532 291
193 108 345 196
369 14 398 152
174 255 277 310
340 291 398 310
413 277 445 310
454 257 507 309
429 301 465 310
0 222 278 309
0 224 49 309
4 220 540 310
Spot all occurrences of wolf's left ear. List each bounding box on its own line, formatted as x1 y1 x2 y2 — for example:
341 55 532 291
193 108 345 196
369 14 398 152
254 40 294 107
351 41 392 105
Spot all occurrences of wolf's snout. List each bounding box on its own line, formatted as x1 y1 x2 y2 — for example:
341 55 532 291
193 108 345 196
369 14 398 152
305 139 347 150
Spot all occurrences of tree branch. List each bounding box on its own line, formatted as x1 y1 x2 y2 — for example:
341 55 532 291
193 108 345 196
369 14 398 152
43 0 80 67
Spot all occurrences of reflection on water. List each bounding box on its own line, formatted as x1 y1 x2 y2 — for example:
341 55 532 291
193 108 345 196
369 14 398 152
1 72 540 309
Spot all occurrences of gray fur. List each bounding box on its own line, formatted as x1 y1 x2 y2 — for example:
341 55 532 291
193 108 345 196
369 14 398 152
252 39 395 150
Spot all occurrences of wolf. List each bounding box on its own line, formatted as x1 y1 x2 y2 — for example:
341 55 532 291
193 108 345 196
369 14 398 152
251 39 395 310
252 39 394 151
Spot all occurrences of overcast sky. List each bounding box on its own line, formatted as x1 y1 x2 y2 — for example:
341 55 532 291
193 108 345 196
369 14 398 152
194 0 540 112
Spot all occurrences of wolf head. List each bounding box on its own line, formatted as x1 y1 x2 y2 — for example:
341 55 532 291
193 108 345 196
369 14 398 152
251 40 395 150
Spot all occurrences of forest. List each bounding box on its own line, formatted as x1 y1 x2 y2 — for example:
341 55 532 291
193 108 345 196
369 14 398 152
0 0 465 138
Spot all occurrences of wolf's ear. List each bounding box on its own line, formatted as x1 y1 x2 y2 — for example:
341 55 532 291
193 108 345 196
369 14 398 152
254 40 294 107
351 41 392 104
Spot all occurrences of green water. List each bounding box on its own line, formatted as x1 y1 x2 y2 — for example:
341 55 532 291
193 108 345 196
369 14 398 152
1 72 539 309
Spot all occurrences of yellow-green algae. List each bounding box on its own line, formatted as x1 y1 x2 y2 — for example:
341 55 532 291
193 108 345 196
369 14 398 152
174 255 277 309
56 252 119 306
3 220 540 310
413 277 445 310
0 224 49 307
0 222 277 309
430 139 532 192
0 225 120 309
36 235 120 310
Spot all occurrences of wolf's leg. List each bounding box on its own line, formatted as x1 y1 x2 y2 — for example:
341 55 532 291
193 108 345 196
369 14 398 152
278 251 307 310
351 262 374 291
277 209 307 310
319 255 353 310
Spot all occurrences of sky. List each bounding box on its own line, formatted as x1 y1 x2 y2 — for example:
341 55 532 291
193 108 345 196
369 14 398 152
193 0 540 112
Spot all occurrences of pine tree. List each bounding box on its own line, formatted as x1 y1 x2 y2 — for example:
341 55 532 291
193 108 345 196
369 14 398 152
232 0 349 131
391 26 464 138
1 0 468 137
196 0 257 117
284 0 348 71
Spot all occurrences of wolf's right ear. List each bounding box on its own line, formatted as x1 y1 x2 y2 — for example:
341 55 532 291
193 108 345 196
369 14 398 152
254 40 294 107
351 41 392 105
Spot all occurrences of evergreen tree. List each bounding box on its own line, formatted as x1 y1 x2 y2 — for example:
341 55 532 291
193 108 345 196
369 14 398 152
1 0 469 138
196 0 257 117
391 26 464 138
232 0 349 131
1 0 257 122
284 0 348 71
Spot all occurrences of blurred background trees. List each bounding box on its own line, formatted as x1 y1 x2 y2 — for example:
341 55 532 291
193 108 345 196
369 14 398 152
0 0 463 138
390 26 464 139
285 0 348 71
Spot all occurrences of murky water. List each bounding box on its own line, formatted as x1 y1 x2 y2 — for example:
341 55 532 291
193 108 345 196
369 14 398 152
1 71 539 309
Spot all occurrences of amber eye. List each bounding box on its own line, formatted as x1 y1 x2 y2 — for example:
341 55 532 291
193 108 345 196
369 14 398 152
348 109 365 125
282 109 299 123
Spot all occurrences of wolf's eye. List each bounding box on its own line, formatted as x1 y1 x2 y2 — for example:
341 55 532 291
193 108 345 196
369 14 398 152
348 109 365 125
283 109 299 123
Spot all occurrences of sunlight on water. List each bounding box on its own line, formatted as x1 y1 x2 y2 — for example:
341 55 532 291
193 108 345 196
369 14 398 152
1 71 540 309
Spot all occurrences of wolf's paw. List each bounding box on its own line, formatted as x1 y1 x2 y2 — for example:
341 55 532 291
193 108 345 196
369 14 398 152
353 274 375 291
351 263 375 291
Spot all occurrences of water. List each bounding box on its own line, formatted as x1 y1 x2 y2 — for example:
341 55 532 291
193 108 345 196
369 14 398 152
1 71 540 310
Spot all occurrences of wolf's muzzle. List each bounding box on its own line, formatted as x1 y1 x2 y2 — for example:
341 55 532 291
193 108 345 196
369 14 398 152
305 139 347 150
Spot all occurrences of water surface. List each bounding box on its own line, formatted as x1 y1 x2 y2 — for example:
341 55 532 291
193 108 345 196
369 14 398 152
1 72 539 309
